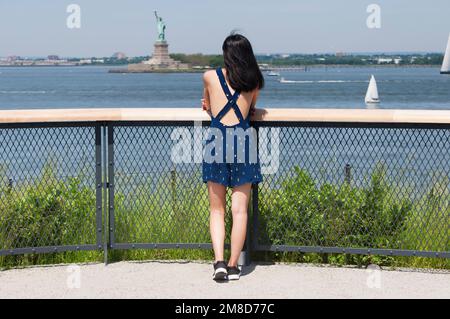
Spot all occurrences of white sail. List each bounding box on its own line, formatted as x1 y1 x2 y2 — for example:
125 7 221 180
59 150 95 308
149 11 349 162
365 75 380 103
441 34 450 74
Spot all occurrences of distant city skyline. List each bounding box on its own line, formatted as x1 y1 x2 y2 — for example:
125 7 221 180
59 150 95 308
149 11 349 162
1 0 449 57
1 52 445 60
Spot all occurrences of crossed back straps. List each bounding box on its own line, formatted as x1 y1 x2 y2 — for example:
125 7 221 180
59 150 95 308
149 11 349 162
213 68 245 124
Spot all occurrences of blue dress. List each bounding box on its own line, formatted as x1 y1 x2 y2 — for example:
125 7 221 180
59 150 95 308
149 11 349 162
202 68 263 187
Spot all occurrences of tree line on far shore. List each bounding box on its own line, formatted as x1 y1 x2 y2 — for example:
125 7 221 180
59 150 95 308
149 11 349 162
64 53 444 67
168 53 444 67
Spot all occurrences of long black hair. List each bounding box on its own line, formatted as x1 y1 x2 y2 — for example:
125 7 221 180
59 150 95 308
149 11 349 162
222 33 264 92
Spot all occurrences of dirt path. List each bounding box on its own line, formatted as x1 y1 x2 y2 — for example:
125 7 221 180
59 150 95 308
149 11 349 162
0 261 448 299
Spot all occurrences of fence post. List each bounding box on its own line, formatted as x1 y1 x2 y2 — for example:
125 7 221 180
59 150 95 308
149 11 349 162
251 183 259 252
345 163 352 184
171 168 177 213
95 124 103 256
102 124 109 265
107 123 115 261
238 125 260 268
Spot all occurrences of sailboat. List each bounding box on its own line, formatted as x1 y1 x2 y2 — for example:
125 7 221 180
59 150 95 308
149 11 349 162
440 34 450 74
365 75 380 104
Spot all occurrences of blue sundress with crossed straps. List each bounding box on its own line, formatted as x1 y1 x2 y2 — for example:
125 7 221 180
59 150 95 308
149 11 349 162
202 68 263 187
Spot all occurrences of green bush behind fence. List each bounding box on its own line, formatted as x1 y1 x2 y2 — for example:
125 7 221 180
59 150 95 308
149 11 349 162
0 162 448 269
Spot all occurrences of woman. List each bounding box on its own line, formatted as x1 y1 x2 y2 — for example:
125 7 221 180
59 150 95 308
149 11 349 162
201 33 264 281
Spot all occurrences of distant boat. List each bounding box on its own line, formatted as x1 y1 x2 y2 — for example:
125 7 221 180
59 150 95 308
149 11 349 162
279 77 297 83
440 34 450 74
267 71 280 76
365 75 380 104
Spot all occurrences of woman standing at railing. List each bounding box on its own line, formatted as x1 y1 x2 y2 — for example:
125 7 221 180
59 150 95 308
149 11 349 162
201 33 264 281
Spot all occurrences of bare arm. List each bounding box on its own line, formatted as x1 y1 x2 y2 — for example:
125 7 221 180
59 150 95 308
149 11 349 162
201 72 211 112
249 90 260 115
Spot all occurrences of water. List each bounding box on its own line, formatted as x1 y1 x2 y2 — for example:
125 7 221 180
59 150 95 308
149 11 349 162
0 65 449 109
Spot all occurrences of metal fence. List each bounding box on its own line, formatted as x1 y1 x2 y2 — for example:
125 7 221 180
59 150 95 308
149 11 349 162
0 117 449 261
0 123 102 256
254 122 449 259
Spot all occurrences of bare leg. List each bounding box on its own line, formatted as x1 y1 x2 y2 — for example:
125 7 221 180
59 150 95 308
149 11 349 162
228 183 252 267
207 181 227 262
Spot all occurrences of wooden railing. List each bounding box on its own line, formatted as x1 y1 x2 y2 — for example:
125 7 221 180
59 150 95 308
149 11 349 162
0 108 449 124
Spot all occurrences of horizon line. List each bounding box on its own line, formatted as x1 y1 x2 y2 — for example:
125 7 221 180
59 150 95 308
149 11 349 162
1 51 445 59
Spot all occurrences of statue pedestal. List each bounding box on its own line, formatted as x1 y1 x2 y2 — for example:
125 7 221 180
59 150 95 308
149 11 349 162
126 41 189 71
145 41 175 66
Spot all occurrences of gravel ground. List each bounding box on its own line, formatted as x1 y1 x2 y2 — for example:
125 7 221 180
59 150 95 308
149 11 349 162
0 261 449 299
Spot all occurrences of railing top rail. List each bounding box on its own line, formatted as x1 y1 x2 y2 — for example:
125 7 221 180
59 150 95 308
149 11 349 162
0 108 449 124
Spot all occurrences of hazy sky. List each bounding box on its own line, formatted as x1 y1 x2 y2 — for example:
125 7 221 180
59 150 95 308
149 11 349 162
1 0 449 57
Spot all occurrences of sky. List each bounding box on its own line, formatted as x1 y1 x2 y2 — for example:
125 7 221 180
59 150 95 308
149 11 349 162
0 0 449 57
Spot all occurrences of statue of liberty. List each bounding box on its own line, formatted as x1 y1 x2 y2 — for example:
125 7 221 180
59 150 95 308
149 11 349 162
154 11 166 42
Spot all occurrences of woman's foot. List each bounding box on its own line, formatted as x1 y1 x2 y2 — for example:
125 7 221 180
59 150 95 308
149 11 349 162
227 265 241 280
212 261 228 281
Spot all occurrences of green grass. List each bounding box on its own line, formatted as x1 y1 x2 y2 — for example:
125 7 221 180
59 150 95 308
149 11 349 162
0 162 448 270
